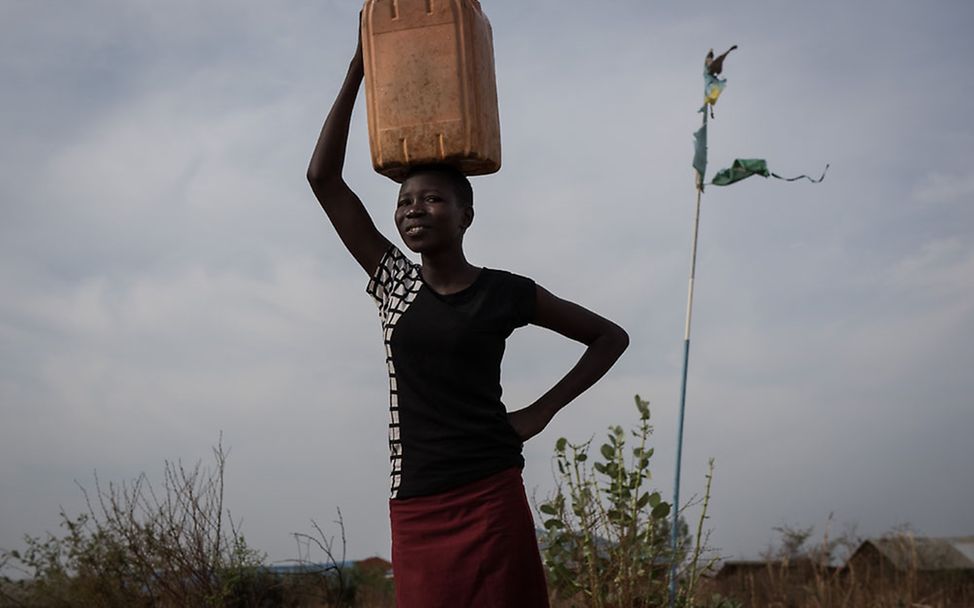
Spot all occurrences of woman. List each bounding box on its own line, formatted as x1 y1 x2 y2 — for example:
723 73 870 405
307 31 629 608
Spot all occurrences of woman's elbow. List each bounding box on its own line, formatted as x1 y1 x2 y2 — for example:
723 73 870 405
604 322 629 358
306 167 329 187
306 159 344 187
615 324 630 355
306 170 342 198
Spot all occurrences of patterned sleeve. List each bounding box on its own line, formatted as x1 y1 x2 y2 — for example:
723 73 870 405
366 245 415 309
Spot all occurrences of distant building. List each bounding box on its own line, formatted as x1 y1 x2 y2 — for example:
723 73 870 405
845 536 974 575
844 535 974 602
262 556 392 579
355 556 393 580
712 557 831 604
712 536 974 606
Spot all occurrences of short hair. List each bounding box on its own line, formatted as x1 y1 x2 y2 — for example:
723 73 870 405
403 164 473 208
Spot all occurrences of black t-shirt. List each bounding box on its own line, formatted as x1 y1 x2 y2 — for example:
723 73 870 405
367 246 536 499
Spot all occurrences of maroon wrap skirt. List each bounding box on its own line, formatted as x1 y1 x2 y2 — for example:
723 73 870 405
389 466 550 608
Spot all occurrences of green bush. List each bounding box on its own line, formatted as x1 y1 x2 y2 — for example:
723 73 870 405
538 395 716 608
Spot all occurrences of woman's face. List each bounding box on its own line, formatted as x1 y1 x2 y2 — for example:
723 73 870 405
395 172 473 254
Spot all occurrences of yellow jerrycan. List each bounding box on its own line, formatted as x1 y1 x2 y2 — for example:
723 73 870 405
361 0 501 181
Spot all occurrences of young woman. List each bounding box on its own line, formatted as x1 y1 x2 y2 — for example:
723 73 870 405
307 31 629 608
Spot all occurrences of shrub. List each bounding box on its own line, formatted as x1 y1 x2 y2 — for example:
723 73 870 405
1 441 270 607
538 395 717 608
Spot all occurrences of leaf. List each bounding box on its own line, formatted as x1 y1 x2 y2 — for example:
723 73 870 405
554 562 572 579
651 502 671 520
600 444 615 460
555 437 567 452
648 491 661 508
636 492 650 509
539 503 558 516
635 394 650 418
576 453 588 462
544 518 565 530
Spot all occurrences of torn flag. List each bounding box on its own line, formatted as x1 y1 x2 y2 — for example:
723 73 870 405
711 158 829 186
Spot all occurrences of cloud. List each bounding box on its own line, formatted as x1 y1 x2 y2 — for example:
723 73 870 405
913 172 974 206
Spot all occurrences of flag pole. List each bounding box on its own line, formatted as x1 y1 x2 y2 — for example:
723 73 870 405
669 179 703 607
670 47 718 605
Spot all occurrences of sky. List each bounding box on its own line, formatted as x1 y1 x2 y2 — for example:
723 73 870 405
2 0 973 566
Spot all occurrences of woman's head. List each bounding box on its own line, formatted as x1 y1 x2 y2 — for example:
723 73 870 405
395 165 474 254
400 165 473 208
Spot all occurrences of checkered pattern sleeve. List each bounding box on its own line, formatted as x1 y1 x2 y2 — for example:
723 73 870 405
366 246 416 309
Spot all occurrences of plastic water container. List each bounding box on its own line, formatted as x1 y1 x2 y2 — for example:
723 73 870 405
361 0 501 181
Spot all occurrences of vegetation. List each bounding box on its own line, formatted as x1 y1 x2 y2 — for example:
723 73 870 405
0 441 267 606
3 407 970 607
537 395 720 607
0 442 365 607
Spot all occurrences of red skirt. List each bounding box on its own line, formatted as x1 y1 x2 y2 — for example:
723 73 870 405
390 467 550 608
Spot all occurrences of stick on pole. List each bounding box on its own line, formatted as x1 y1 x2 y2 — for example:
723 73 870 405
669 183 703 607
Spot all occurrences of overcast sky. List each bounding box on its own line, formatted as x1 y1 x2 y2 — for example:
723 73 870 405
2 0 973 566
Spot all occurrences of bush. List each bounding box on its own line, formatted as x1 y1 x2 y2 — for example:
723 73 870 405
538 395 717 608
1 441 270 607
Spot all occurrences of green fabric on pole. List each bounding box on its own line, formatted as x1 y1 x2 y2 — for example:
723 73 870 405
711 158 770 186
710 159 829 186
692 115 708 183
771 164 829 183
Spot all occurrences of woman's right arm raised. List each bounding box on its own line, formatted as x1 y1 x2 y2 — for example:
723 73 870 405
307 34 390 276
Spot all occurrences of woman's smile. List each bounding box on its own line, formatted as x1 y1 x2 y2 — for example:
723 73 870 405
404 225 429 237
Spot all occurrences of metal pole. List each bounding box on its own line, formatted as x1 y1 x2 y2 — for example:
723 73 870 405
669 185 703 607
